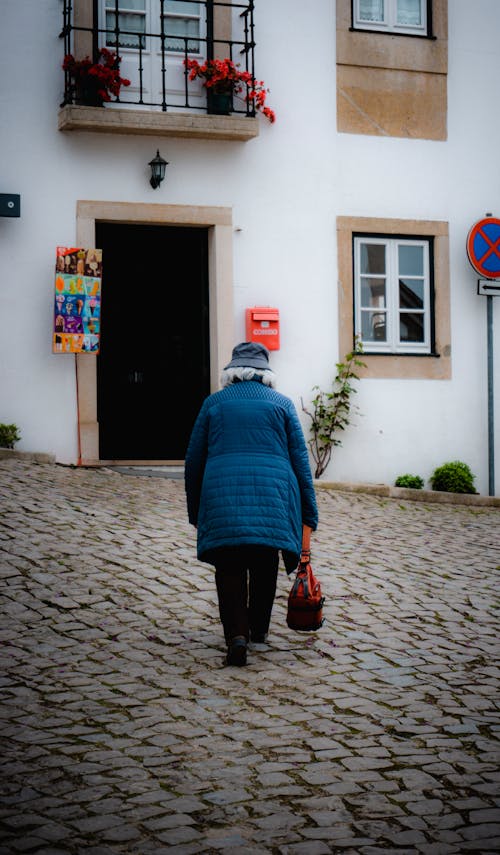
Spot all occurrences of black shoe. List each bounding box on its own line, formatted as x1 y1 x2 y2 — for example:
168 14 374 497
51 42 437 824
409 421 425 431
250 632 267 644
227 636 247 666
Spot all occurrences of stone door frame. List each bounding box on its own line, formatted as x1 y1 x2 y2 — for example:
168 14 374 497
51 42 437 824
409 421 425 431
75 200 234 464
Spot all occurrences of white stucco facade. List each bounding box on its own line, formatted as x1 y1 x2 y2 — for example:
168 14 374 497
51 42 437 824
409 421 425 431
1 0 499 494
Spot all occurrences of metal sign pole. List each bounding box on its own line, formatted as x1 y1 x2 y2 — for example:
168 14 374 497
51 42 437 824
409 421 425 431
487 295 495 495
467 216 500 497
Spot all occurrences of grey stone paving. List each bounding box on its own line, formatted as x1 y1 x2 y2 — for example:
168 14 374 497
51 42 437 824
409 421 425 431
0 458 499 854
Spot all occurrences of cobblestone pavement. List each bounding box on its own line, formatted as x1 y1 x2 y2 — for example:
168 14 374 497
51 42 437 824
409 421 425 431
1 458 499 855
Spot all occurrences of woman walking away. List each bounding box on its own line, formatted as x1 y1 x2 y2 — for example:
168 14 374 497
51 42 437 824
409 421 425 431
185 341 318 666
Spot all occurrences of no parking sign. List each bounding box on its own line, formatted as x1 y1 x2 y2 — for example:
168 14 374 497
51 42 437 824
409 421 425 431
467 216 500 289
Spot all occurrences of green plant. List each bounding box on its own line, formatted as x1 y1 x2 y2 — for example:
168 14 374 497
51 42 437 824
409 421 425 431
0 423 21 449
301 344 366 479
430 460 477 494
395 474 425 489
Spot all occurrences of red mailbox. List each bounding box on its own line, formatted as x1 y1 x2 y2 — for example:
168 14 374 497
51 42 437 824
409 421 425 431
245 306 280 351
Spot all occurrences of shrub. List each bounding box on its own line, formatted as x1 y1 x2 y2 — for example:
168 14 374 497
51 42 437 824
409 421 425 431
395 474 424 490
430 461 477 494
0 423 21 449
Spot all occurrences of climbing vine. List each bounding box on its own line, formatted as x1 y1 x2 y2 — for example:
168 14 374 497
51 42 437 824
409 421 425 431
301 344 366 479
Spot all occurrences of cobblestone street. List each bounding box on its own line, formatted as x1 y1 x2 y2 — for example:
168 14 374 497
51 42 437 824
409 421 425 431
0 457 499 854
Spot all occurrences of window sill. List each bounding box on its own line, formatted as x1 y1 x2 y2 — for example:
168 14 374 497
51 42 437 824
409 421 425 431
362 351 440 357
355 351 450 379
349 26 436 39
58 104 260 142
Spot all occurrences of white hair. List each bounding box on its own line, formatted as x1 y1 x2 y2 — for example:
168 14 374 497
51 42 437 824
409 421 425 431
221 366 277 389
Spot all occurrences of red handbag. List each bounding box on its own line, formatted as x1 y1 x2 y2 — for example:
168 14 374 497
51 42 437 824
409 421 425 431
286 526 325 632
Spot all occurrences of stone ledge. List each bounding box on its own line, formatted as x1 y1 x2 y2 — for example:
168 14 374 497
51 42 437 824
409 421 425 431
2 450 497 506
58 104 259 141
315 480 500 508
0 448 56 464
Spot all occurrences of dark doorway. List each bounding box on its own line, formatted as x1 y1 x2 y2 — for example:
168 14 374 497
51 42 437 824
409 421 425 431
96 223 210 460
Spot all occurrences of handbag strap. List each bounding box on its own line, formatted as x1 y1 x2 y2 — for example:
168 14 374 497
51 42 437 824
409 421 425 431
291 570 310 598
300 524 312 563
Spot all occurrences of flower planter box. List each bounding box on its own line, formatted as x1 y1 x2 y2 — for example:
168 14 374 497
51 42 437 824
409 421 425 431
207 91 233 116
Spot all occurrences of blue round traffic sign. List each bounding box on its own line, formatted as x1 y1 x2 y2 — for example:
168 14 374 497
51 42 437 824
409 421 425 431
467 217 500 279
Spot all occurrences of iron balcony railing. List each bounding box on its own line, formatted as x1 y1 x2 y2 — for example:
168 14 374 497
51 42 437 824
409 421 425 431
60 0 256 117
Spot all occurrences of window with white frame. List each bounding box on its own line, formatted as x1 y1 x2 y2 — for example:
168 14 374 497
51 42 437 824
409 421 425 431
354 236 432 353
353 0 429 36
101 0 204 106
104 0 202 52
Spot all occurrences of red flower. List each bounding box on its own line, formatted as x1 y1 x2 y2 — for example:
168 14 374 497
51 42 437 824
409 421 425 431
63 48 130 103
184 57 275 123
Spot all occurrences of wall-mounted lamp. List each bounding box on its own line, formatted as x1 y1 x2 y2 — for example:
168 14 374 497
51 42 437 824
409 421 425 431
149 150 168 189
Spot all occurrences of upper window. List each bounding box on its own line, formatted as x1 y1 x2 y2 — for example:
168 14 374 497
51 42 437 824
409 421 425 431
104 0 202 53
62 0 260 128
353 0 429 36
354 236 432 353
100 0 205 107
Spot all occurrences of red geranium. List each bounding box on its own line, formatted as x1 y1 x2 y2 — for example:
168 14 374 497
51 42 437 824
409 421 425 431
63 48 130 103
184 57 275 123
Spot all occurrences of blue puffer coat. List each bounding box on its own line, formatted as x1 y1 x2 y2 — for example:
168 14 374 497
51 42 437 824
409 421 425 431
185 379 318 565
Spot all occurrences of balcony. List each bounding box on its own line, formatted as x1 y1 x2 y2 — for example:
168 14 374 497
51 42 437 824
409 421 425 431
58 0 260 141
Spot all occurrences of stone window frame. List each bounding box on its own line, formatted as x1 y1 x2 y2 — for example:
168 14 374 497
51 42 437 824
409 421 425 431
337 215 451 380
336 0 448 141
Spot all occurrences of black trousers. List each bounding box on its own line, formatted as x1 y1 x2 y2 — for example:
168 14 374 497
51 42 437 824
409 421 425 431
214 546 279 643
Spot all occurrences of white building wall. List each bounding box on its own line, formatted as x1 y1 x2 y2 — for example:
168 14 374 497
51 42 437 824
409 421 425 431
332 0 500 493
0 0 499 493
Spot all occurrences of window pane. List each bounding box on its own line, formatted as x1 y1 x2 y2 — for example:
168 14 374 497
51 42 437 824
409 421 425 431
166 1 200 14
362 310 387 342
106 0 145 10
106 11 146 48
400 312 424 342
360 243 386 274
398 244 423 276
358 0 384 23
399 278 424 309
165 17 201 52
361 277 386 308
355 235 431 353
397 0 422 26
164 2 201 53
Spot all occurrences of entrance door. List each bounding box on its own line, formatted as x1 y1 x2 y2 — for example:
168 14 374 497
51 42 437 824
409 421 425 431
96 222 209 460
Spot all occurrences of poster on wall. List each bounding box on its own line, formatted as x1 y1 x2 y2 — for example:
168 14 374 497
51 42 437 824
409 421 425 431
53 247 102 354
